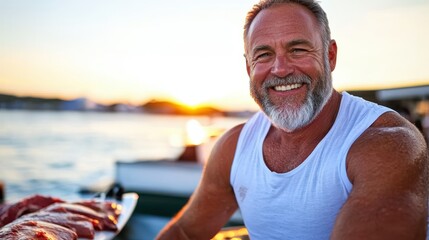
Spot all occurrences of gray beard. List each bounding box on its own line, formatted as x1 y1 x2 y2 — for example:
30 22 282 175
250 59 333 132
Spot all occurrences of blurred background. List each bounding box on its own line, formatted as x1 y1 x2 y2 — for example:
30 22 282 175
1 0 428 239
1 0 428 111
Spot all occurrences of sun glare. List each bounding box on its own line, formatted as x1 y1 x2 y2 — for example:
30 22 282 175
185 119 208 146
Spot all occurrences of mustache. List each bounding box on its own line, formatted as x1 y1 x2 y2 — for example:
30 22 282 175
263 75 312 89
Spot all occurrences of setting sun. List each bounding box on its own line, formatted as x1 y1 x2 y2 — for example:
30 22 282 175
170 90 209 108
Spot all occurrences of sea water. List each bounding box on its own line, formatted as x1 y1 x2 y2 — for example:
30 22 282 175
0 110 246 203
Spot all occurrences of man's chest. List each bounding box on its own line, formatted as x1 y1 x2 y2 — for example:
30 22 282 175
262 137 318 173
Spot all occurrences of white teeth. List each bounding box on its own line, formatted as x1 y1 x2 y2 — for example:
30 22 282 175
274 83 302 91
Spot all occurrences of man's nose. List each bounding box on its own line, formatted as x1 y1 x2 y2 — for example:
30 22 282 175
271 55 293 77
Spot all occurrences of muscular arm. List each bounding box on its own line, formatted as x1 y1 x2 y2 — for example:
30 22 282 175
156 125 243 240
332 112 428 239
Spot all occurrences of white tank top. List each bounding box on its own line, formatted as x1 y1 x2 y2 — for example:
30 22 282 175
230 92 392 239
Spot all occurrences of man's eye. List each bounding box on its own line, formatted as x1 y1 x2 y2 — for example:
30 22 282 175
291 48 307 54
254 52 271 60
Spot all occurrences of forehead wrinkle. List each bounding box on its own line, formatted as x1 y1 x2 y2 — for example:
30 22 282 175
286 39 313 48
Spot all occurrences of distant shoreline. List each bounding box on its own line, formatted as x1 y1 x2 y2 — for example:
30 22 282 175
0 93 255 118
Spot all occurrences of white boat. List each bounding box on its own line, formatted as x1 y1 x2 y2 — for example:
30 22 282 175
114 157 244 226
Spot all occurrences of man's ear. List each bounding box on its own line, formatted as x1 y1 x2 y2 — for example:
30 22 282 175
328 40 338 72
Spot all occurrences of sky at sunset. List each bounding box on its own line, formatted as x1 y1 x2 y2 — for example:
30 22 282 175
1 0 428 111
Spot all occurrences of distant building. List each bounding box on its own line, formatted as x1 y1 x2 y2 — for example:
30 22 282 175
108 103 142 113
60 98 103 111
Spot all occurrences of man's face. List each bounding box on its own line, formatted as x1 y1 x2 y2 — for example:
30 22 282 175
245 3 336 132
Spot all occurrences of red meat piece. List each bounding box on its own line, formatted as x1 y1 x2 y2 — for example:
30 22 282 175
44 202 118 231
0 219 77 240
73 199 121 220
20 211 95 239
0 195 64 227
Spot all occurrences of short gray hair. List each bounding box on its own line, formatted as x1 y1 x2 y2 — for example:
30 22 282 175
243 0 331 53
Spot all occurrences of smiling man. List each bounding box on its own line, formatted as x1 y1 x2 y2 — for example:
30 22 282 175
156 0 428 239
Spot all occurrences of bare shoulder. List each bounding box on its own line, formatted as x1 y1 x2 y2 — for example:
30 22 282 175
347 110 428 202
205 123 245 182
215 123 245 150
211 124 245 160
348 111 427 183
